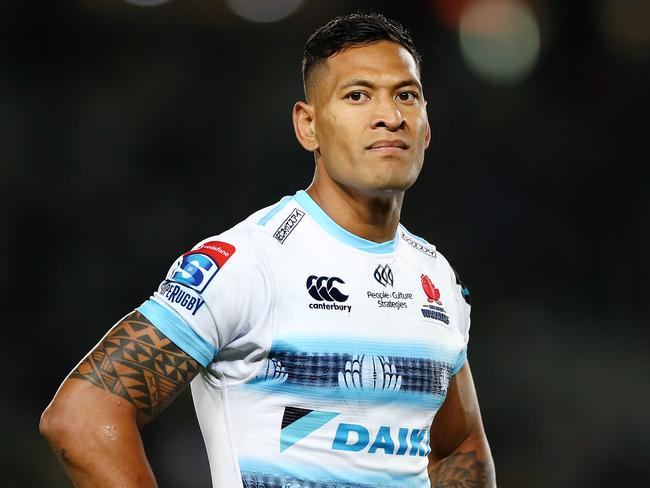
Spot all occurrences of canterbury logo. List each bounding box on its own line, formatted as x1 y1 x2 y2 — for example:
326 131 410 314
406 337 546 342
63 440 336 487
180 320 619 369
306 276 349 302
373 264 394 287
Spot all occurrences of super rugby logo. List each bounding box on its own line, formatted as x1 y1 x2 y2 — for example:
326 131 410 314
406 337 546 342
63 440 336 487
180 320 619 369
170 241 236 293
306 275 351 313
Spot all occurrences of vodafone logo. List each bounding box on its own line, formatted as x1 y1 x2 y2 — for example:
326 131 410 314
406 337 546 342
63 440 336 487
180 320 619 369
199 244 230 257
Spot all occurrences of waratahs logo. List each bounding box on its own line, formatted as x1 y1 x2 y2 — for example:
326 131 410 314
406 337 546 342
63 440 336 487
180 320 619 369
306 275 352 313
420 274 450 326
421 274 442 305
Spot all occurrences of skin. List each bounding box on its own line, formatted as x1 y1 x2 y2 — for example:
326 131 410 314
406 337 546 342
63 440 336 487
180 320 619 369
40 40 495 488
293 41 430 243
295 40 495 487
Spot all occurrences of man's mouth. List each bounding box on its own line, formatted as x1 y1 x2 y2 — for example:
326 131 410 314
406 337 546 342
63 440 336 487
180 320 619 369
366 140 409 152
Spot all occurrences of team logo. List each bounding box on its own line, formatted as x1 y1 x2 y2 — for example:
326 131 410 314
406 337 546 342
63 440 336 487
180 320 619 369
401 231 436 258
306 275 351 312
421 274 442 305
170 241 235 293
273 208 305 244
373 264 394 287
420 274 449 326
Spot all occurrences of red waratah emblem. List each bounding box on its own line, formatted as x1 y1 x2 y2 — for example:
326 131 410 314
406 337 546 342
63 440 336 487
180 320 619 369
421 274 442 305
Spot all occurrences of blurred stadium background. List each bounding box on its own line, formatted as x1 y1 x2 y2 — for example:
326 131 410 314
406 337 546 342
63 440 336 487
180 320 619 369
1 0 649 486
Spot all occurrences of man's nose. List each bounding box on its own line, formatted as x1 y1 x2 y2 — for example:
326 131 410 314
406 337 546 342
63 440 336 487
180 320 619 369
371 97 405 131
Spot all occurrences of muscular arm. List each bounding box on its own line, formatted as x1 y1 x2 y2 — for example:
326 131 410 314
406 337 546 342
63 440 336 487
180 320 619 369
39 311 202 487
428 362 496 488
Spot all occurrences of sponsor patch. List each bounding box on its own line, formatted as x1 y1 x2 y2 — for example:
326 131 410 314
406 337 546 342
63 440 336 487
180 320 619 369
306 275 351 313
367 264 413 310
401 231 436 258
170 240 235 292
273 208 305 244
373 264 394 287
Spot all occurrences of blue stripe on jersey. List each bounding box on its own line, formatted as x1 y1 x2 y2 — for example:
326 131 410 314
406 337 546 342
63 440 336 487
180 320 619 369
246 382 447 410
246 339 457 407
239 458 423 488
294 190 399 254
452 347 467 375
257 195 292 226
137 299 217 367
270 336 462 364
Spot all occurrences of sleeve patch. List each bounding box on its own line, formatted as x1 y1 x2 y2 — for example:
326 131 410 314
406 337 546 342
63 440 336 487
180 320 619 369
170 241 236 292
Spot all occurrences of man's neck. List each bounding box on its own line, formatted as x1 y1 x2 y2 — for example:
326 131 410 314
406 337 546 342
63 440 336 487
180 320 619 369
305 183 403 244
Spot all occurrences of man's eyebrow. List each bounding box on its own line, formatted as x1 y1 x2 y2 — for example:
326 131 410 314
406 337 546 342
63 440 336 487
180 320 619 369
338 78 423 92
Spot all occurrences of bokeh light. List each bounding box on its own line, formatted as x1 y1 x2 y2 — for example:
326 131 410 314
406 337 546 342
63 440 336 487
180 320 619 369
227 0 304 23
124 0 172 7
428 0 473 29
599 0 650 63
459 0 541 85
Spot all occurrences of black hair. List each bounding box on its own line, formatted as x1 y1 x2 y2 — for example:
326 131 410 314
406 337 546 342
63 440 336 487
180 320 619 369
302 12 422 98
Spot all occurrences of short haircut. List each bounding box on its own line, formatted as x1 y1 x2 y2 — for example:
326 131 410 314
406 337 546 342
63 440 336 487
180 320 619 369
302 12 422 99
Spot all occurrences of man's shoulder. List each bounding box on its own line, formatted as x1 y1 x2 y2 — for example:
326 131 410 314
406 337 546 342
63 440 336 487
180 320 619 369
185 194 305 260
398 224 439 260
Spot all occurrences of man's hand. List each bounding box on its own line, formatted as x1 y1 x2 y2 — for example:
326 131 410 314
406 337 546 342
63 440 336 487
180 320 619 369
39 311 202 487
428 362 496 487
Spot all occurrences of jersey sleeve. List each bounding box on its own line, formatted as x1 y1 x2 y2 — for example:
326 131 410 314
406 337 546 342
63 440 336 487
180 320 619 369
451 267 472 374
136 231 271 368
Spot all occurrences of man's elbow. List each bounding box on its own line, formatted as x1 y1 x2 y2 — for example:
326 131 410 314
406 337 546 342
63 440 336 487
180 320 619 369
39 400 77 449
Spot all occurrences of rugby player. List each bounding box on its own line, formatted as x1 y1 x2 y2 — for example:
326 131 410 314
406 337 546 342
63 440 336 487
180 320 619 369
40 13 495 487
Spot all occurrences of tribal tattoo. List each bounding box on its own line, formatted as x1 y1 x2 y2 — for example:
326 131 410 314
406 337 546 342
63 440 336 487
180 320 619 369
70 311 201 422
431 450 496 488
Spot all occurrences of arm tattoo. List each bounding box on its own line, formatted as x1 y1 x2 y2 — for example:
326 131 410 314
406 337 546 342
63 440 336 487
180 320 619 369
70 311 201 420
432 450 496 488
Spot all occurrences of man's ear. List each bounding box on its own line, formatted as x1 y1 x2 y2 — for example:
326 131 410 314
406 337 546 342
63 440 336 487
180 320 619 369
292 101 319 152
425 119 431 149
424 100 431 149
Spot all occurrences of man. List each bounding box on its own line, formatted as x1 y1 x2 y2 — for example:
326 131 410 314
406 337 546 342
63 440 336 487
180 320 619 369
41 13 495 488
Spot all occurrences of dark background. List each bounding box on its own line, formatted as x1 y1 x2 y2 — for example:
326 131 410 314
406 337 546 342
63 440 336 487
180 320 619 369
2 0 649 486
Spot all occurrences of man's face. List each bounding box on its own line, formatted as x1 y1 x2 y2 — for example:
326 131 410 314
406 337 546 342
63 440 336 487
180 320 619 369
309 40 430 196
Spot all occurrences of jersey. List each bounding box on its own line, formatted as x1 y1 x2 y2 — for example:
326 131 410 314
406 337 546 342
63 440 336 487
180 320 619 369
137 190 472 488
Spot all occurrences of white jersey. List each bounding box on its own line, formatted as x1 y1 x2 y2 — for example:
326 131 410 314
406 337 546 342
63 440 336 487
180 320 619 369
138 190 471 488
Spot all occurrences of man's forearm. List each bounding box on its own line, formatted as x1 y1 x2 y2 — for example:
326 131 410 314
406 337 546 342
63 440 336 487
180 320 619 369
40 380 158 488
429 436 496 488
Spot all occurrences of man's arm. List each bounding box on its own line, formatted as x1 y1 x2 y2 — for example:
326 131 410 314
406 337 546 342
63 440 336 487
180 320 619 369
39 310 202 487
428 361 496 488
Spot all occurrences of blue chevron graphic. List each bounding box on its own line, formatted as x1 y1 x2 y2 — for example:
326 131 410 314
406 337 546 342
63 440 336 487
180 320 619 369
280 410 339 452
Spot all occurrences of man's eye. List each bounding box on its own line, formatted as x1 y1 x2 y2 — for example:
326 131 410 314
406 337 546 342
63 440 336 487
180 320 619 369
347 92 369 102
397 91 419 102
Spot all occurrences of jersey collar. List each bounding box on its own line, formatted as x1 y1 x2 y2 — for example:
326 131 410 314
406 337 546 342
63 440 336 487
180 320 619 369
294 190 399 254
